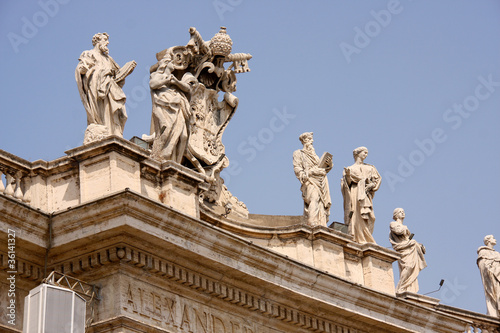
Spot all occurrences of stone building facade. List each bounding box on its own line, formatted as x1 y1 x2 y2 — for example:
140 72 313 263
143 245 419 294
1 137 499 332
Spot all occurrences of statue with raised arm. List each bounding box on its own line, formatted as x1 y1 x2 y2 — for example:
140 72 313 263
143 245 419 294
145 27 252 218
149 46 197 164
293 132 332 227
75 32 136 144
477 235 500 317
389 208 427 294
341 146 381 243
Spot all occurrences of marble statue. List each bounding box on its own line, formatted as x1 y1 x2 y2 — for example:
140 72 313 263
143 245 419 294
389 208 427 294
341 147 381 243
149 47 196 165
477 235 500 317
293 132 332 227
145 27 251 217
75 33 136 144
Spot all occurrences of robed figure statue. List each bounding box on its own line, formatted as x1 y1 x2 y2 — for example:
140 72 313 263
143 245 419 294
477 235 500 317
293 132 332 227
75 32 136 144
341 146 381 243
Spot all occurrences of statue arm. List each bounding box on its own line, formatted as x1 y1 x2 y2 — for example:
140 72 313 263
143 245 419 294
293 151 307 184
371 167 382 191
345 166 362 183
390 222 409 236
170 75 191 93
76 51 95 76
365 166 381 193
150 71 169 90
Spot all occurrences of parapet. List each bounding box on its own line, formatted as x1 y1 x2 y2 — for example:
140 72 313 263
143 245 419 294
0 137 399 295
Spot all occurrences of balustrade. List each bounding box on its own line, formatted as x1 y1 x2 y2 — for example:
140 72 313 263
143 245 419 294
0 150 32 204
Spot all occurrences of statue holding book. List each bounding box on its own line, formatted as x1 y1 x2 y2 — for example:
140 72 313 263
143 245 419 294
293 132 333 227
75 32 136 144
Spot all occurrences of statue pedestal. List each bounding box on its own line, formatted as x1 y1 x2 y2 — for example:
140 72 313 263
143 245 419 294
358 243 401 296
158 161 208 219
60 137 207 219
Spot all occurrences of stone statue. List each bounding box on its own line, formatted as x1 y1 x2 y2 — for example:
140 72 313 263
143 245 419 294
341 146 381 243
149 46 197 165
75 32 136 144
293 132 332 227
145 27 252 217
389 208 427 294
477 235 500 317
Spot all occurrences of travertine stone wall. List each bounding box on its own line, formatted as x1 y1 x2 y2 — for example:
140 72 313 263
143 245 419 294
2 140 493 332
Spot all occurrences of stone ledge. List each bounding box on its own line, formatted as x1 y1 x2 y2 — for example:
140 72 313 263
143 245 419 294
38 190 467 332
2 188 475 332
64 135 150 163
357 242 401 262
0 323 21 333
0 194 49 250
397 291 440 309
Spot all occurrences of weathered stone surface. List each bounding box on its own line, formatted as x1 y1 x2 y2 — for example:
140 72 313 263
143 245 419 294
76 32 136 143
0 181 493 332
390 208 427 294
477 235 500 318
146 27 251 217
341 146 381 244
293 132 332 227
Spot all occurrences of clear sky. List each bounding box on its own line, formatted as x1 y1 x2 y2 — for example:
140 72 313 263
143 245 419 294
1 0 499 315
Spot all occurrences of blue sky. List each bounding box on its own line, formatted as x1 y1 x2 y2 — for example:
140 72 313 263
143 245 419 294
1 0 499 315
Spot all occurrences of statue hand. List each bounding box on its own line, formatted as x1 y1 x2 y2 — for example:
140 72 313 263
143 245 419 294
299 173 308 183
78 63 88 74
344 167 351 177
311 167 326 177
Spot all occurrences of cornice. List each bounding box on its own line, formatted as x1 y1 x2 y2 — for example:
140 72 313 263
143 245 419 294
41 190 467 332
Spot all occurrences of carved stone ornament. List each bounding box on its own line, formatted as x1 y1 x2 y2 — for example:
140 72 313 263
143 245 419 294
75 32 136 144
146 27 252 217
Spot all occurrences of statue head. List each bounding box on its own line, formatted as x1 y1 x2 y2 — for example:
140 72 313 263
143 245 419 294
392 208 405 220
484 235 496 246
299 132 313 145
353 146 368 159
92 32 110 55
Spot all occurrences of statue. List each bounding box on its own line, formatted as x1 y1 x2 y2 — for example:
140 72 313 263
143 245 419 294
149 46 197 165
75 32 136 144
341 146 381 243
293 132 332 227
145 27 252 217
477 235 500 317
389 208 427 294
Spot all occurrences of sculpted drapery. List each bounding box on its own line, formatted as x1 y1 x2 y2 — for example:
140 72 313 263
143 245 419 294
75 33 135 142
149 49 196 163
477 235 500 317
144 27 252 217
341 147 381 244
293 132 332 227
389 208 427 294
